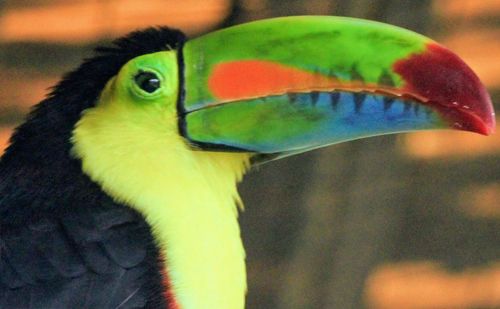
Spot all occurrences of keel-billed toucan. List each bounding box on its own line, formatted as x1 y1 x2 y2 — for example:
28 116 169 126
0 17 494 309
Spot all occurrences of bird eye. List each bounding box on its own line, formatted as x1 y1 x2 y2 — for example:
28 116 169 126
134 71 161 94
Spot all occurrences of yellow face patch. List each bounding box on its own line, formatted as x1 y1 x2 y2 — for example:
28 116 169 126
71 51 250 309
118 51 179 106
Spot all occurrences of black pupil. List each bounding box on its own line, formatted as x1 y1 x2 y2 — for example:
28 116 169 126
135 72 160 93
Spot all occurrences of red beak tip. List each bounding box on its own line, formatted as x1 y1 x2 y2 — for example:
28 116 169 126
465 114 495 136
486 115 496 135
395 43 495 137
480 110 496 136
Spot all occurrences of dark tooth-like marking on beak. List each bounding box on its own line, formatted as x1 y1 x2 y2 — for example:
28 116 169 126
378 70 395 87
330 92 341 111
403 100 412 114
352 66 365 83
328 69 338 79
353 93 367 113
425 108 433 118
413 103 420 115
383 97 395 111
288 93 298 104
310 91 320 106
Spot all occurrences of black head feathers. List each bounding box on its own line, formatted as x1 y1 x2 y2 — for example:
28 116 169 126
51 26 187 104
2 27 186 160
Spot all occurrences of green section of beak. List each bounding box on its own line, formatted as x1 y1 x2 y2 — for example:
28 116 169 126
182 16 429 111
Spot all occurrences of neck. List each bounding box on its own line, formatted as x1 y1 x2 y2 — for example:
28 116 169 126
146 150 250 309
71 109 250 309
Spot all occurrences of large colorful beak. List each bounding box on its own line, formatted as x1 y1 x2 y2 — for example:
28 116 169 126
179 16 495 156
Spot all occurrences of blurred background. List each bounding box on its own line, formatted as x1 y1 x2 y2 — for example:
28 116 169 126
0 0 499 308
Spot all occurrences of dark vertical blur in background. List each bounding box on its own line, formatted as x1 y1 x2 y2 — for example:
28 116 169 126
0 1 499 308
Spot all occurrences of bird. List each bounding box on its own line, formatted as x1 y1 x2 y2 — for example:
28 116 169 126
0 16 494 309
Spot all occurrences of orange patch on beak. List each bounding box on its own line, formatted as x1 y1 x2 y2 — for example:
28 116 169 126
208 60 340 100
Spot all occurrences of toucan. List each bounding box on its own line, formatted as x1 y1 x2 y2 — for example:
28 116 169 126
0 16 495 309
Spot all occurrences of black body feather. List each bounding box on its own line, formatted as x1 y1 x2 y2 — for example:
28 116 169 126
0 27 186 309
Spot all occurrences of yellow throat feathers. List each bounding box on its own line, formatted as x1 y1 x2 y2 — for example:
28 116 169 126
71 55 251 309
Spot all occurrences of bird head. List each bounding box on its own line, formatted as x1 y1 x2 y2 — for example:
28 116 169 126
70 17 494 173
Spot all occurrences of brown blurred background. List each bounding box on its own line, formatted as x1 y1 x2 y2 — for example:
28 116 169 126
0 0 499 308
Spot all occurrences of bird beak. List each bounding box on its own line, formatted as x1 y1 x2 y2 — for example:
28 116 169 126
179 16 495 158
